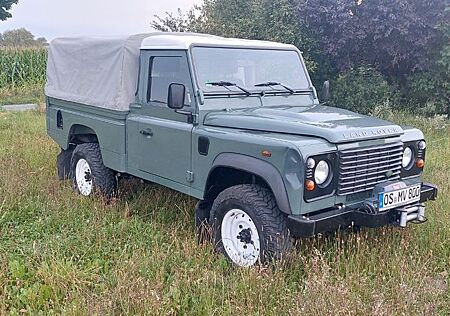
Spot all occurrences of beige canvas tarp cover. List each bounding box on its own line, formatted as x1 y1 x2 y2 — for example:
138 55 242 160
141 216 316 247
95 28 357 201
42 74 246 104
45 34 150 111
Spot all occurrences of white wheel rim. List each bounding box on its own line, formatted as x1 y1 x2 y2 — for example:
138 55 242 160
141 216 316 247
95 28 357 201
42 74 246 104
221 209 260 267
75 159 93 196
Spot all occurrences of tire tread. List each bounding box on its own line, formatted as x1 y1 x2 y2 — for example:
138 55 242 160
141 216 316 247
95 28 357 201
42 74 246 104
71 143 116 197
210 184 291 264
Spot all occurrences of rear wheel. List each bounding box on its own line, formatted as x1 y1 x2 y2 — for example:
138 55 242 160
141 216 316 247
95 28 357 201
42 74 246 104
210 184 291 267
71 143 116 197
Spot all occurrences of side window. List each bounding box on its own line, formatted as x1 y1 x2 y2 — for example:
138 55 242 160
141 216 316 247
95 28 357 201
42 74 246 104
147 56 191 106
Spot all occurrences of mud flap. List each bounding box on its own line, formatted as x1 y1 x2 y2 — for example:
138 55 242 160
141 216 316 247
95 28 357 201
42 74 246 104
57 148 74 180
195 200 212 244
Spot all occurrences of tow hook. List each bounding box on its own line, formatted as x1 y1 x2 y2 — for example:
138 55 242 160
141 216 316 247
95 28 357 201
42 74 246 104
399 204 426 227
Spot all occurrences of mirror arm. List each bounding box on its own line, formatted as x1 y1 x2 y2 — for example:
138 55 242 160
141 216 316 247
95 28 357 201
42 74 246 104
175 109 191 115
322 80 330 104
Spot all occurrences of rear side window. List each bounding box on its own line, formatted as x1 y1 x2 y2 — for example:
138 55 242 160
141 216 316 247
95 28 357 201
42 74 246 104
147 56 191 106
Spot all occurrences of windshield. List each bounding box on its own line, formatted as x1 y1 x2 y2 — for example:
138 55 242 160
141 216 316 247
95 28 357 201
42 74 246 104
191 47 310 94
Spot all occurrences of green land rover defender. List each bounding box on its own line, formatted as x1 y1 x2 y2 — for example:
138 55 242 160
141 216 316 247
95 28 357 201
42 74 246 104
46 33 438 267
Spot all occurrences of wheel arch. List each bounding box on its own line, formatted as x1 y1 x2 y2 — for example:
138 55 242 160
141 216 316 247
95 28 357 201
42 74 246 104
68 124 99 145
204 153 292 214
57 124 100 180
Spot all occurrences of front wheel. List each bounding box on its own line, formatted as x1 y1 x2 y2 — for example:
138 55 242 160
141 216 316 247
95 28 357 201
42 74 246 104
210 184 291 267
71 143 116 197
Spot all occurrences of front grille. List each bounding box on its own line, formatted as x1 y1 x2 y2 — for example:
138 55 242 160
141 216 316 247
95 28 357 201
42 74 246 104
338 142 403 195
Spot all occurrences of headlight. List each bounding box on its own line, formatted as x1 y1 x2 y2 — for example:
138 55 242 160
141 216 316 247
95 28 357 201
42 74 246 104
402 147 413 168
304 153 336 201
314 160 330 185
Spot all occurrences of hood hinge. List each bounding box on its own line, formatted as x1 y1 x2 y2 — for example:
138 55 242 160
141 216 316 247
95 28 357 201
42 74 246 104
186 171 194 183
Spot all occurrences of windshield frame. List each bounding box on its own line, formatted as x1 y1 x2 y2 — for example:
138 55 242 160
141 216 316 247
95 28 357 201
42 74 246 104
188 44 314 97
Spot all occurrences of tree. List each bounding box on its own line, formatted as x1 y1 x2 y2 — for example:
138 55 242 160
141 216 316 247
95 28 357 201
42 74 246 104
300 0 449 85
35 37 48 46
151 0 450 114
152 8 202 32
151 0 322 74
1 28 34 46
0 28 47 47
0 0 18 21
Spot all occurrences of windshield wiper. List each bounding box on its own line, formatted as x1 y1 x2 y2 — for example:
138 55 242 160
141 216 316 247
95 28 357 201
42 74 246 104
207 81 251 96
254 81 295 94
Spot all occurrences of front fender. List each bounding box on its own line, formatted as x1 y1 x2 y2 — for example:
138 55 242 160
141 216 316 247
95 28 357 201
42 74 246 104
210 153 292 214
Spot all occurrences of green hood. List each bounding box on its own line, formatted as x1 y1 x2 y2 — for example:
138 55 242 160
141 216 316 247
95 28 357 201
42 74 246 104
203 105 403 144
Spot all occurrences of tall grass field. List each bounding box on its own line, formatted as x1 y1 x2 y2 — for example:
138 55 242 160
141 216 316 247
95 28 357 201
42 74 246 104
0 109 448 315
0 48 47 88
0 48 46 105
0 48 449 314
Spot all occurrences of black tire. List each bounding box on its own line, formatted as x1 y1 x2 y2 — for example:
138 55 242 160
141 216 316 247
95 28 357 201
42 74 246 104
210 184 291 266
71 143 116 197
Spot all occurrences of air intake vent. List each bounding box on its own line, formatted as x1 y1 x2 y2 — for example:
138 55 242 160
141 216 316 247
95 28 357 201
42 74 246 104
338 142 403 195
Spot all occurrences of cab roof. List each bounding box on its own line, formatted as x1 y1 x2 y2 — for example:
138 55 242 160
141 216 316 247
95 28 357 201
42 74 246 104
140 32 297 50
45 32 298 112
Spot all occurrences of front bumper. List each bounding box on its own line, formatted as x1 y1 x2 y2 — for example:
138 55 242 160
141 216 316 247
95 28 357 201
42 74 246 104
287 183 438 238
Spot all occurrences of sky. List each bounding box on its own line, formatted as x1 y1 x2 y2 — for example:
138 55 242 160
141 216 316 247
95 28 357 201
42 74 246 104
0 0 199 40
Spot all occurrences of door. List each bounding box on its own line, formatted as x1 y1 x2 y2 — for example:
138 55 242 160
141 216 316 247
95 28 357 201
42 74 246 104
135 51 195 186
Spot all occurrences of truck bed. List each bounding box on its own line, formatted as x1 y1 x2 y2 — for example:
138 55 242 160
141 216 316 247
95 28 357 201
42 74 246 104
46 97 128 172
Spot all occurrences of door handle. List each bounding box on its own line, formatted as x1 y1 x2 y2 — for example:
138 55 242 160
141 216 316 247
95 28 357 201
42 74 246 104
140 128 153 137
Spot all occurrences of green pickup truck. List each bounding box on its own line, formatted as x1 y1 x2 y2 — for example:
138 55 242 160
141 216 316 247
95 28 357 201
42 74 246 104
46 33 437 267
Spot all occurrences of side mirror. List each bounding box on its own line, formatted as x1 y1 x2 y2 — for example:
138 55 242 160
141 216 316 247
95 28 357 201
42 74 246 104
321 80 330 103
168 83 186 110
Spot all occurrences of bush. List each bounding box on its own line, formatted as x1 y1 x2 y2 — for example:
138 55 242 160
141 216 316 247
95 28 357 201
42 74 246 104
406 72 450 116
405 41 450 117
329 67 398 115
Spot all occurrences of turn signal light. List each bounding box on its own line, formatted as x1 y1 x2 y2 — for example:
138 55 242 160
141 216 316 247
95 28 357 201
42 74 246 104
305 180 316 191
416 158 425 169
261 150 272 158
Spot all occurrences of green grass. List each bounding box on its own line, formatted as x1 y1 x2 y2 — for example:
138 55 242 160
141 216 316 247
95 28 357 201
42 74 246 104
0 84 45 106
0 108 449 314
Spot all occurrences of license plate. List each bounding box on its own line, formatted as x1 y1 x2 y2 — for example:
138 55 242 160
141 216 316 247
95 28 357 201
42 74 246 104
378 184 421 212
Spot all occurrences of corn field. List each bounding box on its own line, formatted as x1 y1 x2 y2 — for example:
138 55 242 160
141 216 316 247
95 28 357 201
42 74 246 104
0 48 47 89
